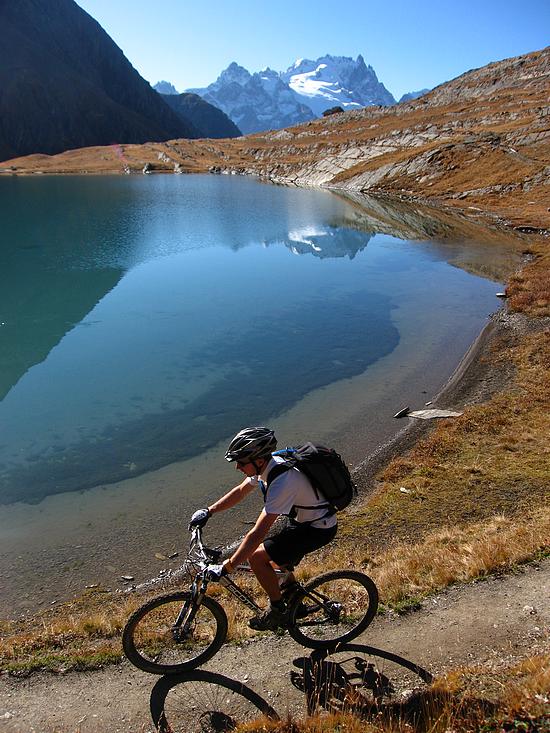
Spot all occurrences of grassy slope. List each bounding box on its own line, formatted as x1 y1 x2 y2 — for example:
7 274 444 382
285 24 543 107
341 327 550 550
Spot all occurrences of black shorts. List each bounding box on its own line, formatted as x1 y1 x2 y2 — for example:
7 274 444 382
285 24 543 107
263 522 337 569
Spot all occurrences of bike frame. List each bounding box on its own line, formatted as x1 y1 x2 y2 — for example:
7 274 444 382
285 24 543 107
178 527 335 637
184 527 285 621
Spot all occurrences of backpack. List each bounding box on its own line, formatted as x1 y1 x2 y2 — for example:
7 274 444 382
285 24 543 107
266 442 357 515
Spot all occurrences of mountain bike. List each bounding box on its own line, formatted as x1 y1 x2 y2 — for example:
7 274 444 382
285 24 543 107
123 526 378 674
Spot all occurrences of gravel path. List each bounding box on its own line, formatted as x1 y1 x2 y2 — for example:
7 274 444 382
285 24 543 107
1 559 548 733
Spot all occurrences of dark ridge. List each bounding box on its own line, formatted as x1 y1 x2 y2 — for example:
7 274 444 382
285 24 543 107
0 0 198 161
161 93 242 139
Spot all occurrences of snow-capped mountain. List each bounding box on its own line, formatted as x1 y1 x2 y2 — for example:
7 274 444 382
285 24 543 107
188 63 315 134
186 54 396 135
281 55 395 116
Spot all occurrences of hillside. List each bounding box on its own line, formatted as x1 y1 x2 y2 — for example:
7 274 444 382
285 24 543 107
4 47 548 233
0 0 196 161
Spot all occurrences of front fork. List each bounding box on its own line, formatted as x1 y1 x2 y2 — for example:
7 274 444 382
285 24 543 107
173 576 209 640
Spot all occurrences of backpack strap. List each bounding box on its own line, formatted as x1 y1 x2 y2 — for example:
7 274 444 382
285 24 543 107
266 463 293 488
265 462 335 523
264 462 296 517
269 451 321 501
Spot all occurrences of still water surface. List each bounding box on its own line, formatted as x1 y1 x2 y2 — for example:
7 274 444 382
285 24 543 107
1 174 512 506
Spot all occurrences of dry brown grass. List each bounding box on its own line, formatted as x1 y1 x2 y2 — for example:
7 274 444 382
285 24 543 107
437 655 550 713
370 509 549 606
238 714 373 733
2 501 547 673
293 507 550 612
177 505 550 643
508 252 550 318
0 587 149 672
341 328 550 550
431 654 550 730
238 655 550 732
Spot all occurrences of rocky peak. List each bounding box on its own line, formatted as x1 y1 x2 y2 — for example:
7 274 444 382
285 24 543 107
184 53 395 133
154 80 179 95
186 62 314 134
216 62 251 87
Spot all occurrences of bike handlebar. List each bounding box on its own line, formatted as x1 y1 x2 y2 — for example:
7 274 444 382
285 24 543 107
189 526 223 564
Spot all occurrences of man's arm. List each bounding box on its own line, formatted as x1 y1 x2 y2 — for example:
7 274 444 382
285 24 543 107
226 509 278 568
208 478 256 516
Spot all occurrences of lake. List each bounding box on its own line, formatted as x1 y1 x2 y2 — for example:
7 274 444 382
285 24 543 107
0 174 519 614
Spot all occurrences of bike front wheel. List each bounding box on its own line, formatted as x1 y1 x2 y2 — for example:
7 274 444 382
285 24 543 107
122 591 228 674
288 570 378 648
150 670 280 732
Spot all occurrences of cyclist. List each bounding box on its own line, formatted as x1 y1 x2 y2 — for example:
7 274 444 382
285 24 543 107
189 426 338 630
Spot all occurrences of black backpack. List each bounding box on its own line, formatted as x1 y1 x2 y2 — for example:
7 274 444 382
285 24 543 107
266 442 357 515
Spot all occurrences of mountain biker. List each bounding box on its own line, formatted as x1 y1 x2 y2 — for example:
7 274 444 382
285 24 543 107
189 426 338 631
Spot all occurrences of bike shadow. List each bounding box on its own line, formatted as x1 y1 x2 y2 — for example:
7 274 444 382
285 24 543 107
290 643 498 730
149 669 279 732
145 643 498 732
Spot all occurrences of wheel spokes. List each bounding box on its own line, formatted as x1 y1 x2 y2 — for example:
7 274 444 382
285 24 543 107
133 599 219 667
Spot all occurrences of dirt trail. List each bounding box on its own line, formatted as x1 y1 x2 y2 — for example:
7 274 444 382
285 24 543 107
1 559 548 733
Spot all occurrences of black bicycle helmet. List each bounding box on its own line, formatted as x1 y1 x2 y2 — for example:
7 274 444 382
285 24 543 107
225 426 277 463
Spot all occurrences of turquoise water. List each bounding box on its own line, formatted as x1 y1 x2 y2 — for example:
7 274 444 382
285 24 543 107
0 175 507 505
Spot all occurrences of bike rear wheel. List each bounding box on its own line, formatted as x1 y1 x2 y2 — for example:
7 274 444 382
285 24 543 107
122 591 227 674
287 570 378 648
150 670 280 732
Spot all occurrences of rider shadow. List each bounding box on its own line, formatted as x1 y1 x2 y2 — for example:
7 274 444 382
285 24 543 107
290 643 498 731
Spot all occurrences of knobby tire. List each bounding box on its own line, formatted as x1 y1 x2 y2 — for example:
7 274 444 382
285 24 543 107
288 569 379 648
122 591 228 674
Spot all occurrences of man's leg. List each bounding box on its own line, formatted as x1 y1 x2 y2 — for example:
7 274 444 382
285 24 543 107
248 545 282 601
248 544 291 631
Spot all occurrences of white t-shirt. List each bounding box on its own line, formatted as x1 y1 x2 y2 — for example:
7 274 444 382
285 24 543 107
248 456 337 529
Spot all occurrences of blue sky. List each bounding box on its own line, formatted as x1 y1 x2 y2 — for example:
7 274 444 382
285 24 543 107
76 0 549 99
